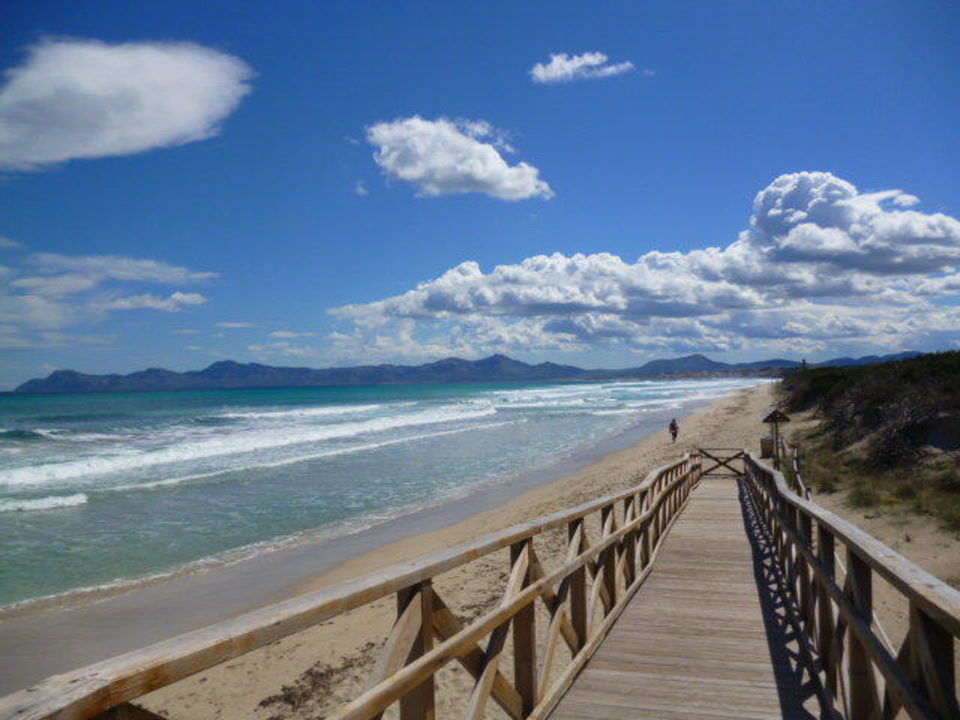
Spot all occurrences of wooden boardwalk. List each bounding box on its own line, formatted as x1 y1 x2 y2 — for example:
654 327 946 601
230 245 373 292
5 452 959 720
549 478 824 720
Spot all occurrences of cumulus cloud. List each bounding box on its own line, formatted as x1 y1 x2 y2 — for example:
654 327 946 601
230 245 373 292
366 116 553 200
331 171 960 360
0 251 215 347
0 38 252 170
530 52 634 84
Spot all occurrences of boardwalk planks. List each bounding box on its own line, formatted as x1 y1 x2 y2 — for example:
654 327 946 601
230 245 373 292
548 479 825 720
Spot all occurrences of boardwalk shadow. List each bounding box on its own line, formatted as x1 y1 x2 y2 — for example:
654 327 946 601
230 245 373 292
736 479 833 720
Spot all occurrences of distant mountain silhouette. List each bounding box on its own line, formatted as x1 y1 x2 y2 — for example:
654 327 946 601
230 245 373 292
813 351 923 367
13 351 923 394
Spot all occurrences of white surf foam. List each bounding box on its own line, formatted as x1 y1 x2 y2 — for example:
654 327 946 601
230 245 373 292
0 493 88 512
218 403 386 420
0 405 498 488
107 421 515 493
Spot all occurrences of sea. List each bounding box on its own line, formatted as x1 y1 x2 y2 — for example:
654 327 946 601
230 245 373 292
0 377 762 612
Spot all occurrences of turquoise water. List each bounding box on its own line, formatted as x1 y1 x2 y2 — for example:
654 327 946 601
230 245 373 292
0 378 761 609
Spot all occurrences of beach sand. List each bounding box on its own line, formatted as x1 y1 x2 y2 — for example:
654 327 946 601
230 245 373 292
140 382 776 720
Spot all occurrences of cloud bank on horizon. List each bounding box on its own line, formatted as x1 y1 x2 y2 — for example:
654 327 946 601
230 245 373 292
0 38 252 170
0 252 216 349
530 52 635 83
328 171 960 361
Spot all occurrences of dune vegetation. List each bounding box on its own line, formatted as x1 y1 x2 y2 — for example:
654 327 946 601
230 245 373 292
781 351 960 532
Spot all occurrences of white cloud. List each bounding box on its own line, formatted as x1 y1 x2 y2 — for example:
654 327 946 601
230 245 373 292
96 291 207 312
216 321 256 328
0 237 21 248
0 251 215 348
248 341 319 360
530 52 634 84
353 179 369 196
269 330 315 338
25 253 217 283
330 171 960 360
0 38 252 170
366 116 553 201
12 273 100 296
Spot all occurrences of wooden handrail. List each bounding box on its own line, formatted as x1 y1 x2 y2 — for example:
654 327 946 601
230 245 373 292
0 455 701 720
742 453 960 720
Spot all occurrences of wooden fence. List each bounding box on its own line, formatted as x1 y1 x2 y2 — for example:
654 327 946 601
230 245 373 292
0 455 702 720
743 453 960 720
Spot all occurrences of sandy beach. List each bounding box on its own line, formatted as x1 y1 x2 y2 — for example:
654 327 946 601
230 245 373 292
131 382 776 720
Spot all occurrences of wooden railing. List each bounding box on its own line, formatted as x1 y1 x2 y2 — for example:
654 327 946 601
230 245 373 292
743 453 960 720
0 455 702 720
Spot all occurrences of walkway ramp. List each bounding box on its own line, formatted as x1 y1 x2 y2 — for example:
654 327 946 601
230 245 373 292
549 479 821 720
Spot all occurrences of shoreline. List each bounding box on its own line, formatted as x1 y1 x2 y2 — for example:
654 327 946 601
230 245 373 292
0 384 768 694
133 382 774 720
0 399 701 622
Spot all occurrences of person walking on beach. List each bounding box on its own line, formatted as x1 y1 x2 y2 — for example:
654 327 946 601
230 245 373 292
669 418 679 443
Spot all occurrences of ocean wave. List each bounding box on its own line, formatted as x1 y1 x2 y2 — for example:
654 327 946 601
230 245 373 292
28 413 132 423
0 493 88 512
217 403 386 420
106 420 515 493
491 385 608 403
0 430 54 442
0 405 498 488
0 468 508 615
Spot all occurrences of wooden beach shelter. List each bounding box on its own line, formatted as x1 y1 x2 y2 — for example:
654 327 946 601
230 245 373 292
762 407 790 467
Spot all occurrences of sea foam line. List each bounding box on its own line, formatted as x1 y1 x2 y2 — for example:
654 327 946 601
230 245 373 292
106 420 516 493
0 405 498 488
217 403 387 420
0 493 88 513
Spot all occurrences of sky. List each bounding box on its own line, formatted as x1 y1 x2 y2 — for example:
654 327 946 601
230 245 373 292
1 1 959 388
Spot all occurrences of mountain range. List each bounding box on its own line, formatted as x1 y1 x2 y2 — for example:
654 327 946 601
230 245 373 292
12 351 923 394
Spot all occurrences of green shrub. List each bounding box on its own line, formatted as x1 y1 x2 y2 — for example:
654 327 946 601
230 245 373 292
932 469 960 493
848 483 880 508
941 504 960 533
892 483 917 500
817 475 838 494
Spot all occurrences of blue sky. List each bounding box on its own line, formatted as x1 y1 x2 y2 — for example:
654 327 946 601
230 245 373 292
2 1 959 388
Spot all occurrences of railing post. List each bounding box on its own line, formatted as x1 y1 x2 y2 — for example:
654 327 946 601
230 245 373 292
567 519 587 652
817 524 837 696
398 580 435 720
784 504 798 597
639 490 651 570
846 549 880 719
600 504 617 610
510 541 537 715
909 602 959 718
797 512 814 634
623 494 637 587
